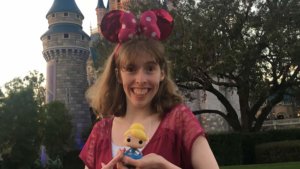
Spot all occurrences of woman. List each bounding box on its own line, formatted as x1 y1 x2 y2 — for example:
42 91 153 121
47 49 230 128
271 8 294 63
80 9 219 169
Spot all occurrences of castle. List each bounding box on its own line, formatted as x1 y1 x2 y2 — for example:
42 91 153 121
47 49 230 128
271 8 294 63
40 0 239 148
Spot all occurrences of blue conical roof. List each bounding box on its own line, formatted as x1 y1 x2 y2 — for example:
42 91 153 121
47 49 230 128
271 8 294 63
97 0 105 8
46 0 84 18
106 0 109 9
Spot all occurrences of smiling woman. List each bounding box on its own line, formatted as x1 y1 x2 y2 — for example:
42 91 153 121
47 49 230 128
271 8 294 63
79 8 219 169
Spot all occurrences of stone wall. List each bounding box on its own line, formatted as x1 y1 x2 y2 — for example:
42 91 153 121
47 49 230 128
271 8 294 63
262 118 300 131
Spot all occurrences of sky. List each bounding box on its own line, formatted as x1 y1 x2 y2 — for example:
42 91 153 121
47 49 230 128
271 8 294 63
0 0 106 89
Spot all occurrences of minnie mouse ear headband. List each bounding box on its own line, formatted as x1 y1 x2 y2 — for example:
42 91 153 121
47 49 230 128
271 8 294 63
100 9 174 43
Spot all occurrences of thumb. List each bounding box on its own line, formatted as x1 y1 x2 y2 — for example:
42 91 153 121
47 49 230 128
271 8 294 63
122 156 140 167
101 162 106 168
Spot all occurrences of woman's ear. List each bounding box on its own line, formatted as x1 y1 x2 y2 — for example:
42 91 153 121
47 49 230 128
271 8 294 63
115 68 122 83
160 70 165 81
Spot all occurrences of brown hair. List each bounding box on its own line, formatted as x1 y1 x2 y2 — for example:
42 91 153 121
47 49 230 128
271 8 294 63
86 37 182 118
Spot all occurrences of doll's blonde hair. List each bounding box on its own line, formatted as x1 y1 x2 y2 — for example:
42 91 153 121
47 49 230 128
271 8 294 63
124 123 148 141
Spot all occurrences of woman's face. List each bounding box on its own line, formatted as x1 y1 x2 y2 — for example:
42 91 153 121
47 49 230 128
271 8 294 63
119 54 165 110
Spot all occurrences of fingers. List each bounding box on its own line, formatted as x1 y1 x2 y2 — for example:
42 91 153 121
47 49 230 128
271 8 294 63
102 149 126 169
116 162 129 169
122 156 140 168
101 162 106 168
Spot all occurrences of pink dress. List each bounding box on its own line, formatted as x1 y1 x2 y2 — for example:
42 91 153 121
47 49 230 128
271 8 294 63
79 104 205 169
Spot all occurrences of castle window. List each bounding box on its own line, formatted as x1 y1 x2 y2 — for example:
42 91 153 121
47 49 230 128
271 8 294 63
82 35 85 40
77 14 80 18
65 88 70 104
52 13 55 17
47 36 51 40
64 33 69 38
64 12 69 16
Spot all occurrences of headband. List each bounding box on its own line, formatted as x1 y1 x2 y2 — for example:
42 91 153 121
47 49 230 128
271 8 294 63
100 9 174 43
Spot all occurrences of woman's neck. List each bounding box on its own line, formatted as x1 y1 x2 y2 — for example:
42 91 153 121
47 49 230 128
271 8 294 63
124 105 154 122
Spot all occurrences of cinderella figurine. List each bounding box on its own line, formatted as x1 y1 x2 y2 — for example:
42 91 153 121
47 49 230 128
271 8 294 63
124 123 148 161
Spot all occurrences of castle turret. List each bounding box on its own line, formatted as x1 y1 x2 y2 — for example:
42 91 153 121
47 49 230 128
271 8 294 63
109 0 120 10
40 0 91 149
96 0 107 35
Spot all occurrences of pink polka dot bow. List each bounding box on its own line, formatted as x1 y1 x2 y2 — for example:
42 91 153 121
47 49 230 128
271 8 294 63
100 9 174 43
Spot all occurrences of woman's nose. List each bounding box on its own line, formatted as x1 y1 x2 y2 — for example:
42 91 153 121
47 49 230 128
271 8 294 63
135 69 147 84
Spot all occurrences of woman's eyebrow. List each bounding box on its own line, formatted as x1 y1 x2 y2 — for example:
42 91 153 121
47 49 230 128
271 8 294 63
144 61 158 65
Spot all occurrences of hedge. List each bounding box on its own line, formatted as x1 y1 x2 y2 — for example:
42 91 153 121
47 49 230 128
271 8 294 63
255 140 300 163
207 129 300 166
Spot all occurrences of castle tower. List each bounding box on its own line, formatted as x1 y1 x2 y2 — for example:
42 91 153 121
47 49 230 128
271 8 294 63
96 0 132 36
96 0 108 36
109 0 119 10
40 0 91 148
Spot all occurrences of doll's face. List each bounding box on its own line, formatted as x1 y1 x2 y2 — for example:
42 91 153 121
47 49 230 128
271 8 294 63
124 135 146 149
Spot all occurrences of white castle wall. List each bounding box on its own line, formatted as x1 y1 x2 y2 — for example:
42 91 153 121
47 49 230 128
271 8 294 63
185 82 241 133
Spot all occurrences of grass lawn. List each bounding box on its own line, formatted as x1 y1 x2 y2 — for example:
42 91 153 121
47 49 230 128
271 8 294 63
220 161 300 169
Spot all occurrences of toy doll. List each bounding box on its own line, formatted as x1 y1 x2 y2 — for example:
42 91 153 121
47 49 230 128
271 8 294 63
124 123 148 160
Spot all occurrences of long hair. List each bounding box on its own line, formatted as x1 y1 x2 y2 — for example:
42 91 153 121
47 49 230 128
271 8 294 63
86 37 182 118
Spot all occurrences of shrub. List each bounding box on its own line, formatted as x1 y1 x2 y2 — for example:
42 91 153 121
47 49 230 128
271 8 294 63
207 132 243 166
208 129 300 165
255 140 300 163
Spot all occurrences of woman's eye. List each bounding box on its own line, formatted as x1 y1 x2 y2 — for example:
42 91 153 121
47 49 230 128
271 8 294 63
146 66 155 72
138 140 143 144
123 65 136 72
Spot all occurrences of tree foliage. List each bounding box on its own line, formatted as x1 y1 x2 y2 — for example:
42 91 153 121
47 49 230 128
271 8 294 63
0 83 39 168
0 71 73 168
90 35 114 71
168 0 300 131
39 101 72 158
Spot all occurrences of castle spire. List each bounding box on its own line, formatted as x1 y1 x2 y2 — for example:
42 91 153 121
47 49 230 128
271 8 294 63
106 0 110 9
97 0 106 9
96 0 109 35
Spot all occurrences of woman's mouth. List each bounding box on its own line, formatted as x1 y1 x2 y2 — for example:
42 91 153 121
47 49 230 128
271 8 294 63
132 88 149 95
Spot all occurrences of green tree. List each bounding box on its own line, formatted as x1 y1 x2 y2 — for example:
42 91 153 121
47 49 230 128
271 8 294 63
0 78 40 168
90 36 114 71
0 71 73 168
168 0 300 131
40 101 72 159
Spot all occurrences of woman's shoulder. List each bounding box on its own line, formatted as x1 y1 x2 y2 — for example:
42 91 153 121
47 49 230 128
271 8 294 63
167 103 194 117
89 117 113 136
93 117 113 127
164 103 205 134
160 104 195 126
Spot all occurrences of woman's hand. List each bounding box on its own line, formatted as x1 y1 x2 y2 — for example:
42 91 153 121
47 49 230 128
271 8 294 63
121 153 181 169
100 149 125 169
